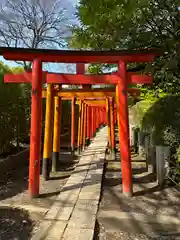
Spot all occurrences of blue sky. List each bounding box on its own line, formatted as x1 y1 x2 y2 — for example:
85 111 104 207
0 0 79 73
0 57 77 73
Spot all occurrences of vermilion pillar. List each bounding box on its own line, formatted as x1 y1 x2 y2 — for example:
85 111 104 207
29 59 42 198
91 107 95 137
106 98 111 151
110 98 116 160
42 84 53 181
80 101 85 151
100 108 103 126
93 107 96 135
114 107 117 125
77 100 82 154
95 108 97 132
116 60 132 197
52 96 61 172
96 108 99 129
103 108 106 125
97 108 100 128
98 108 100 127
82 103 87 150
99 108 101 126
71 97 76 155
87 105 91 145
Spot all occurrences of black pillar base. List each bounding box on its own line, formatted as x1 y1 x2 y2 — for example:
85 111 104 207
52 152 59 172
71 147 75 156
42 158 51 181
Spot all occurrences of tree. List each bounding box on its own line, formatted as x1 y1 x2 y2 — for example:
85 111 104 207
0 0 75 70
71 0 180 93
0 62 29 153
71 0 140 50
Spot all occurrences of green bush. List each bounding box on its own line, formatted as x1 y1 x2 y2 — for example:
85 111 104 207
129 99 155 129
0 62 80 155
0 62 29 154
130 94 180 146
141 95 180 148
130 94 180 182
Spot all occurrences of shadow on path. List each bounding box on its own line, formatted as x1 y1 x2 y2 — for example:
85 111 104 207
0 207 34 240
97 127 180 239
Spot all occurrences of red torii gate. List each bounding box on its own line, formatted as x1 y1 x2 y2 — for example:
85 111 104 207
1 47 162 198
41 87 141 161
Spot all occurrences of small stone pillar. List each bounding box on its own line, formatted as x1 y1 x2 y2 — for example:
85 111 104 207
129 124 134 147
138 131 145 156
164 146 170 179
131 127 135 147
156 146 170 187
132 127 139 153
144 135 149 157
149 134 156 174
144 134 150 170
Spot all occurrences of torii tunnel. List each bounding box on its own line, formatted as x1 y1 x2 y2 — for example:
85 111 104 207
1 47 162 198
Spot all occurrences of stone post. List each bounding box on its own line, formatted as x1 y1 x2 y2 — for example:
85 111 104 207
129 124 135 147
156 146 170 187
138 131 145 156
144 134 150 170
149 134 156 174
133 127 139 154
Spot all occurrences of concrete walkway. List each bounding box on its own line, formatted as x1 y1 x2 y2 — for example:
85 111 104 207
32 127 108 240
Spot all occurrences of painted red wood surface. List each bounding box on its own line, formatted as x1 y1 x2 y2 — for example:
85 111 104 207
2 47 160 63
4 72 152 85
87 106 91 140
71 97 76 151
116 60 132 196
28 59 42 198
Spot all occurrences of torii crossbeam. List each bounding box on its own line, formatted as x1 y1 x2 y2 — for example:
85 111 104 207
5 72 152 85
41 88 141 99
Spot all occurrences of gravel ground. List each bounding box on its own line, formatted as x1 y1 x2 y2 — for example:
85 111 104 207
0 207 34 240
0 150 77 239
97 129 180 240
98 228 180 240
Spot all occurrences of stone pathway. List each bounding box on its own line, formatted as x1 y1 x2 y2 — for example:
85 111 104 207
32 127 108 240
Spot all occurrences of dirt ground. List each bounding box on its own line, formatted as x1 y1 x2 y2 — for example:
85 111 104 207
0 151 78 240
97 141 180 240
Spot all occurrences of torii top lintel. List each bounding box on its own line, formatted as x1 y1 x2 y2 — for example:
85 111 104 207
0 47 163 63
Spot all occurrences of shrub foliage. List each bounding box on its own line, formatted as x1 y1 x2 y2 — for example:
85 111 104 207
0 62 30 154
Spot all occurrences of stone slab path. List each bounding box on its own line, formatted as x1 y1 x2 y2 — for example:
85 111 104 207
32 127 108 240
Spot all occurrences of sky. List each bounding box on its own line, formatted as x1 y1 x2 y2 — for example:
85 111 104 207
0 0 80 73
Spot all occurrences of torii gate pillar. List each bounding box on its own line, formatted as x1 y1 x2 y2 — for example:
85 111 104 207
71 97 76 155
29 59 42 198
116 60 132 197
87 105 91 145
